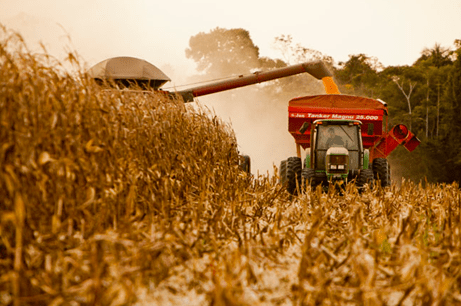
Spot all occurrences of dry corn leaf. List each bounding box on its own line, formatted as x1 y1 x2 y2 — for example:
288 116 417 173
81 187 95 208
38 151 53 165
85 139 103 153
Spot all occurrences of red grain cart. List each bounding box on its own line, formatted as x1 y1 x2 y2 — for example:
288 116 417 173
279 94 420 193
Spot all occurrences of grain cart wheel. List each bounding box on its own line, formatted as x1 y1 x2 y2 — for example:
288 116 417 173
356 169 374 190
279 160 287 185
286 157 302 195
302 168 316 191
372 158 391 187
239 155 251 174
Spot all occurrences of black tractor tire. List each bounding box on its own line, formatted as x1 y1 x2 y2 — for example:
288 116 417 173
279 160 287 185
372 158 391 187
286 157 302 195
357 169 374 189
239 155 251 174
302 168 316 190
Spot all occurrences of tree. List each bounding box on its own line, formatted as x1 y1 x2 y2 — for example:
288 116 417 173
392 76 416 131
445 47 461 171
185 27 261 79
335 54 381 97
332 41 461 183
267 35 329 98
273 35 333 66
414 43 454 138
417 43 453 68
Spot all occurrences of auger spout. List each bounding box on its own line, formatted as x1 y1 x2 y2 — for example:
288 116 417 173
178 61 335 102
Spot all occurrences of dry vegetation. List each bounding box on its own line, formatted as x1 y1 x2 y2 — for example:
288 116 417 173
2 29 461 306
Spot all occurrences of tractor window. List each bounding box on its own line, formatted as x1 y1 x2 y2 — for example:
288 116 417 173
315 124 360 170
317 125 359 150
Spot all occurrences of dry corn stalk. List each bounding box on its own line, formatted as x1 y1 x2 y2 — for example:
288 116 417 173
1 27 461 306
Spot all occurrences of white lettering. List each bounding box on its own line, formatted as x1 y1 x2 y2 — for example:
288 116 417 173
331 114 354 120
290 113 381 121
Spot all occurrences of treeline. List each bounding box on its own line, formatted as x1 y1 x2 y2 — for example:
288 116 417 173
333 42 461 183
186 28 461 184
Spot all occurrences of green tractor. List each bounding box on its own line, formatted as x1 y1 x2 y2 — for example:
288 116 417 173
303 119 374 190
280 119 374 193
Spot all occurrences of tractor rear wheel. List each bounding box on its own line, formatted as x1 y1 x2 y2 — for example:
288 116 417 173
357 169 374 190
372 158 391 187
286 157 302 195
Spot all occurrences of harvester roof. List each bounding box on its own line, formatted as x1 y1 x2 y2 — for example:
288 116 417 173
88 56 171 90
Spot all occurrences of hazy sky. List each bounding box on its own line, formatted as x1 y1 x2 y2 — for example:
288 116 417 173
1 0 460 84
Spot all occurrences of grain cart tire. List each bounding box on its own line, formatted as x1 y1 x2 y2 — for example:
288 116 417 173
279 160 287 185
302 168 316 190
372 158 391 187
357 169 374 190
239 155 251 174
286 157 302 195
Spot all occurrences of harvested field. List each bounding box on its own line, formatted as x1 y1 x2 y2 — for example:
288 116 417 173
2 30 461 305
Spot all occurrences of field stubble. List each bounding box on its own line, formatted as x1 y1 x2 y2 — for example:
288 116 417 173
2 29 461 305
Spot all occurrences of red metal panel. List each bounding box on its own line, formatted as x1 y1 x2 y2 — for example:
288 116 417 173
370 124 421 159
287 94 421 160
288 94 387 149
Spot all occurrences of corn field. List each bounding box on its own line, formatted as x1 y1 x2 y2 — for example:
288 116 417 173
2 29 461 306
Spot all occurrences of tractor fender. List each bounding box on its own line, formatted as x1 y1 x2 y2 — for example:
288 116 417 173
363 149 370 169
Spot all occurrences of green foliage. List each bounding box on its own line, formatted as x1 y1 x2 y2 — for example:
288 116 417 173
415 43 454 68
334 54 381 97
330 40 461 183
343 42 461 183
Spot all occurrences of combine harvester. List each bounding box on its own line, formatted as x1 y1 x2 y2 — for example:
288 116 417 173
88 57 420 193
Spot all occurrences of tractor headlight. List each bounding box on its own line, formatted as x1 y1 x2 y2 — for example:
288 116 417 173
338 164 345 170
330 164 337 170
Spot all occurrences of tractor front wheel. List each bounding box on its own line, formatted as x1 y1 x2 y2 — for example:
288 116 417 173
286 157 302 194
280 157 303 194
357 169 374 190
279 157 303 194
302 168 316 191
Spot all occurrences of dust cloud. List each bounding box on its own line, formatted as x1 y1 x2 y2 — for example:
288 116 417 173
193 77 324 176
180 30 330 176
